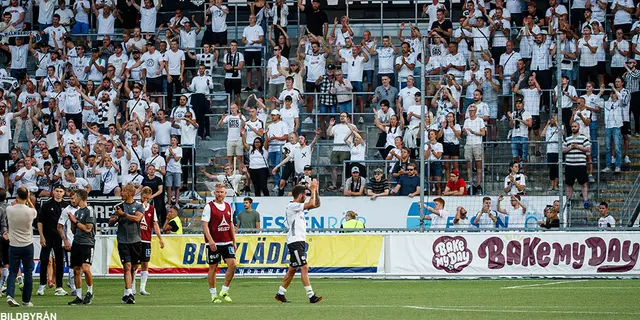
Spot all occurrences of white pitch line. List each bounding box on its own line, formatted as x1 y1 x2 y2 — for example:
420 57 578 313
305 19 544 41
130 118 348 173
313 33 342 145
404 306 637 316
501 280 586 289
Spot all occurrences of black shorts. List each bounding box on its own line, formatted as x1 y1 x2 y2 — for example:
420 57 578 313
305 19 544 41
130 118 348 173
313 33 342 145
118 242 142 265
597 61 607 75
141 242 152 263
185 55 195 69
212 31 228 46
622 121 631 135
0 238 8 265
281 162 295 182
70 244 94 267
565 165 588 186
287 241 307 268
531 115 541 130
305 81 318 93
224 78 242 96
206 244 236 265
244 51 262 67
146 77 163 93
442 142 460 157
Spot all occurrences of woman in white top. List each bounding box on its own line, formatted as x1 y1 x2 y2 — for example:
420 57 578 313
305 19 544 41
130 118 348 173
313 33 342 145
373 109 405 159
438 112 462 178
331 16 355 47
542 114 560 191
504 162 526 196
242 127 270 197
424 129 444 195
165 136 183 205
344 123 367 177
432 87 459 127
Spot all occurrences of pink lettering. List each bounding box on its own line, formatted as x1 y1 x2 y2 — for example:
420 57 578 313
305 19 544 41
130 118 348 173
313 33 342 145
552 243 571 265
607 238 621 263
571 243 585 269
521 237 541 267
478 237 505 269
586 237 606 266
537 242 551 267
506 241 521 266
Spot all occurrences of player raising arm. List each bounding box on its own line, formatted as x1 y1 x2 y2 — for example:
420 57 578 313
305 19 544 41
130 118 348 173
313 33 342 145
275 179 322 303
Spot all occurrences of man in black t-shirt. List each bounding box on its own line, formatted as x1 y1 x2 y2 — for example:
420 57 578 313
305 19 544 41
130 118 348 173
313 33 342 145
429 9 453 39
37 186 68 296
141 165 166 227
298 0 329 39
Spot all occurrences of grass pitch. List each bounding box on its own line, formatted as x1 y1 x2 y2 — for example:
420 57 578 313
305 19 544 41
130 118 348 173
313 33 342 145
6 278 640 319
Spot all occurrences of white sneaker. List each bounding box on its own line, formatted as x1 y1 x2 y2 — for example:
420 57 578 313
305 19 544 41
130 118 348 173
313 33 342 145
615 167 622 173
500 115 508 121
302 117 314 124
358 116 364 124
272 186 279 193
588 175 595 183
22 302 33 307
37 286 45 296
625 156 631 164
601 167 611 173
140 290 150 295
54 288 68 296
6 296 19 307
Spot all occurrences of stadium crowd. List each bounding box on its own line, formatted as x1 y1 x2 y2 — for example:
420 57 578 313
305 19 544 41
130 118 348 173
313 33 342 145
0 1 636 206
0 0 631 307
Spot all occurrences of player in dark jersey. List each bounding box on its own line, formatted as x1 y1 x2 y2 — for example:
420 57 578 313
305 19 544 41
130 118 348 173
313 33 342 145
136 187 165 295
275 180 322 304
66 190 96 305
201 182 237 303
109 185 144 304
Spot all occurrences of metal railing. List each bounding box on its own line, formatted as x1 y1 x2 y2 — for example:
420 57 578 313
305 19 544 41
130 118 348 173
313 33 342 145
620 172 640 226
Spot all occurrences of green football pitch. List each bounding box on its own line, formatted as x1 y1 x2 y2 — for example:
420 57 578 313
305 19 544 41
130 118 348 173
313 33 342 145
7 278 640 319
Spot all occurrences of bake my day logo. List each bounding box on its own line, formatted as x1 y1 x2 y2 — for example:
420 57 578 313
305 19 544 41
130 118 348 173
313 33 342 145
432 236 473 273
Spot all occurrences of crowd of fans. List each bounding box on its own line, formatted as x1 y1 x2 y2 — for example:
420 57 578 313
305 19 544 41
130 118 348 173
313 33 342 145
0 0 637 212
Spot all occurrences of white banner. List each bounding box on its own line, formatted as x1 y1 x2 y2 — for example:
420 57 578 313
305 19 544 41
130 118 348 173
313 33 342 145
388 232 640 276
207 196 562 229
31 237 107 277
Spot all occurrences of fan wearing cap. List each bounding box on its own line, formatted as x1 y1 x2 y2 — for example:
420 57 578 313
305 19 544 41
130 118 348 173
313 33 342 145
124 49 144 82
108 44 129 82
343 166 365 197
315 63 337 136
86 47 106 83
366 168 389 200
141 40 165 94
443 169 468 196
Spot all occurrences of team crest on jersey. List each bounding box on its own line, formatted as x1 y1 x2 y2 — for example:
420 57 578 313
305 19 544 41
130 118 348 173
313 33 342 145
432 236 472 273
218 214 230 232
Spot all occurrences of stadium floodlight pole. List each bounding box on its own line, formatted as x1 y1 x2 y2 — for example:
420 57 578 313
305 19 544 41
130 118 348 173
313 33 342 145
419 36 427 232
555 30 565 227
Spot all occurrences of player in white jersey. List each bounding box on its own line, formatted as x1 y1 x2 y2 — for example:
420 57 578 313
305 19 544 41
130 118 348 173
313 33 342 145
275 180 322 304
56 189 80 295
